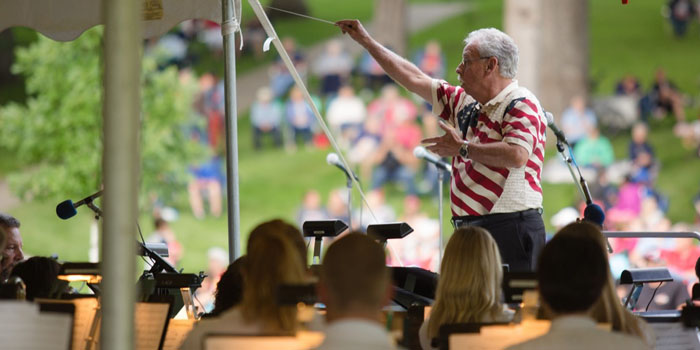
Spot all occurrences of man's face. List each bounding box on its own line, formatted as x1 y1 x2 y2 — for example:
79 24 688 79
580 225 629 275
1 227 24 274
456 44 487 96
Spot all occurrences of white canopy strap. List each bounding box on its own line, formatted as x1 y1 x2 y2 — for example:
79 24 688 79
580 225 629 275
248 0 377 222
247 0 404 265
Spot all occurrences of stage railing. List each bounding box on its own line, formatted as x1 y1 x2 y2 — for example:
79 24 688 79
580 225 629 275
603 231 700 242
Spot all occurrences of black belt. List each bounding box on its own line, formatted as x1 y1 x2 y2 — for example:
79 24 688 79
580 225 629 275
451 208 543 228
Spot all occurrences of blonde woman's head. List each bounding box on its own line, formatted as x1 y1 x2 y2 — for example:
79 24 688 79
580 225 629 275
428 226 504 338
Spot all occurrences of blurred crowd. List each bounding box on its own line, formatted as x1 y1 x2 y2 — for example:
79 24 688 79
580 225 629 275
546 67 700 296
141 19 453 278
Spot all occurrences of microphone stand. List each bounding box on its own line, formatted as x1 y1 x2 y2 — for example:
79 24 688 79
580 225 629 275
554 136 613 253
345 175 353 230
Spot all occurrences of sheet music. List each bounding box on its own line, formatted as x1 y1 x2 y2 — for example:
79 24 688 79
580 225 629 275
161 319 195 350
36 297 99 350
134 302 170 350
0 301 72 349
449 321 550 350
650 322 700 350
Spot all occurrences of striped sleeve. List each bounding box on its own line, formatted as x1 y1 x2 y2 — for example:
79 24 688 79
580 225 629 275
431 79 461 122
502 99 542 156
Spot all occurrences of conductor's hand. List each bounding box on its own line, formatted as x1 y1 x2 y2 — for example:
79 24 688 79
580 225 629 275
336 20 370 45
421 120 464 157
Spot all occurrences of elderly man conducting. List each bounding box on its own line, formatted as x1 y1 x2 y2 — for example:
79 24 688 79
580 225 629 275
337 20 546 272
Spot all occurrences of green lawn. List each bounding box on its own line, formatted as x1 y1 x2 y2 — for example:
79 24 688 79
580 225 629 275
3 0 700 274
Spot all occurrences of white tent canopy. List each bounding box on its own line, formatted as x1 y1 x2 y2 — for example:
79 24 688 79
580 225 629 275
1 0 242 348
0 0 224 41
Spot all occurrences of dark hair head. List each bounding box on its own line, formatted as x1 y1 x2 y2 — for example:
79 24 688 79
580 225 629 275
210 255 247 317
321 232 389 312
537 229 608 314
153 217 168 229
9 257 63 301
0 213 20 229
247 219 307 269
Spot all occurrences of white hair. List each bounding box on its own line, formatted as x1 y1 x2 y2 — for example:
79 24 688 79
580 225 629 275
464 28 519 79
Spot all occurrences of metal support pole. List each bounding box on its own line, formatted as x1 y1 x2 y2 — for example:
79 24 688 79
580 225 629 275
101 0 141 348
346 177 352 229
222 0 241 261
437 170 445 269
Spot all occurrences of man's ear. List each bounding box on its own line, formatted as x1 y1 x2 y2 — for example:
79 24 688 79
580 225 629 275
485 57 498 75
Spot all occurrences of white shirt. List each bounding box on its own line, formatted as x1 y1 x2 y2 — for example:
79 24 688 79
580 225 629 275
179 307 264 350
506 315 650 350
315 318 396 350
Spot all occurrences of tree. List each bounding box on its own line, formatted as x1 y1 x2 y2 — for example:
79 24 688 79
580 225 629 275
0 27 208 209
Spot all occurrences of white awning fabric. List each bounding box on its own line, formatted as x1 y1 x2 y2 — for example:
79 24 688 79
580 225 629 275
0 0 226 41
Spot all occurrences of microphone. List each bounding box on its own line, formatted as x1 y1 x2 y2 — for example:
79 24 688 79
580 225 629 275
56 190 103 220
545 112 569 146
326 153 359 181
413 146 451 172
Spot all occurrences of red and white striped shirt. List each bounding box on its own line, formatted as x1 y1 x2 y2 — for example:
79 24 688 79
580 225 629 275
431 79 546 217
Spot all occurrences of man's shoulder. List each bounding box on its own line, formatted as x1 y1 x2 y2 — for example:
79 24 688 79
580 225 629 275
507 326 648 350
507 87 542 111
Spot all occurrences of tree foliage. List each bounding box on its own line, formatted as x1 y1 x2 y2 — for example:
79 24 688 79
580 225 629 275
0 27 208 209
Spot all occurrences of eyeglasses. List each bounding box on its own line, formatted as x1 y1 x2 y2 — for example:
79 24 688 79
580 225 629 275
460 56 491 67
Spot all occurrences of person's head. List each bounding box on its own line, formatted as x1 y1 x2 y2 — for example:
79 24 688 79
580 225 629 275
428 226 504 338
557 222 650 341
337 85 355 98
570 95 586 112
425 40 441 55
458 28 518 101
153 217 169 231
210 255 248 317
0 213 23 279
256 87 274 103
302 190 322 210
325 39 343 55
282 37 297 51
380 84 400 101
199 73 216 91
253 219 307 269
207 247 229 277
9 257 64 301
319 232 391 322
289 86 304 101
403 195 421 217
631 122 648 144
240 220 307 333
654 67 667 82
327 188 349 216
538 227 607 316
0 226 6 260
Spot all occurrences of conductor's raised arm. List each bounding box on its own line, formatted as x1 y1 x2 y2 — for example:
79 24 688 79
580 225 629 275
336 19 433 102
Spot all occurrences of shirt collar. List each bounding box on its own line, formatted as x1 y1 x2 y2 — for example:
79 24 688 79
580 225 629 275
483 80 518 107
549 315 597 332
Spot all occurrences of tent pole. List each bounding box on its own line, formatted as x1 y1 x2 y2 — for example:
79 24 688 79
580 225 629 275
101 0 141 348
222 0 242 261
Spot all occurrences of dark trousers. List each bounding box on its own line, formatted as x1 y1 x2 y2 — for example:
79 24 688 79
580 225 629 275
452 209 546 272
